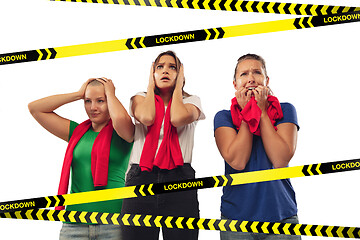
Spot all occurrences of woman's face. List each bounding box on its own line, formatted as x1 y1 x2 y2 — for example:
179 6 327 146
233 59 268 91
84 85 110 125
154 55 178 91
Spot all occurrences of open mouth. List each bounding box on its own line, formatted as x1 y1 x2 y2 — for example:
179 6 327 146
247 87 256 90
161 76 170 81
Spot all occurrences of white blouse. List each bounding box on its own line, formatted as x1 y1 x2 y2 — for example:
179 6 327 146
128 92 205 167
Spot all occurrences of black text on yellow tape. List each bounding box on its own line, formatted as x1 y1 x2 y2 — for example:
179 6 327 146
1 158 360 214
1 10 359 66
2 209 360 238
51 0 360 17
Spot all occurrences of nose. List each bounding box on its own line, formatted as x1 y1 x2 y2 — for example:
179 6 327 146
91 102 97 111
248 72 255 83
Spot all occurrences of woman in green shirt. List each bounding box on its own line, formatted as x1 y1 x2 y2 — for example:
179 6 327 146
28 78 134 240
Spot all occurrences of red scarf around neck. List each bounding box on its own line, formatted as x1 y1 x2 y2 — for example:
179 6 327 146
230 96 283 135
56 119 113 210
139 95 183 171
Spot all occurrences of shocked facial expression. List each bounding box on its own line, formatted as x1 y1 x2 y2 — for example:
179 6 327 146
84 85 110 126
233 59 269 91
154 55 178 91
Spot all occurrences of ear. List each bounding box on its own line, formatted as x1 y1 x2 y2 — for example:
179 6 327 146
266 76 270 86
233 79 237 89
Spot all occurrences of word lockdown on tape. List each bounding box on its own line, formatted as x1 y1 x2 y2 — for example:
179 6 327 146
1 158 360 214
1 209 360 238
0 9 359 65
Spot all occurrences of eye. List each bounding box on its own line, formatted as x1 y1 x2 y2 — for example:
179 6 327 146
98 99 104 103
156 65 163 69
85 99 91 103
255 70 262 74
240 72 247 77
170 66 176 70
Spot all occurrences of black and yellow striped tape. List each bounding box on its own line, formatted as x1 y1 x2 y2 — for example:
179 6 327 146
1 158 359 214
0 10 359 66
51 0 360 16
1 209 360 238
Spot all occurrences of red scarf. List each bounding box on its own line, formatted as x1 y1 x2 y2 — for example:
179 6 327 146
230 96 283 135
56 119 113 210
139 95 183 171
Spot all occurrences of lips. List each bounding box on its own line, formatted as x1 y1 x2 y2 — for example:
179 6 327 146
161 76 170 81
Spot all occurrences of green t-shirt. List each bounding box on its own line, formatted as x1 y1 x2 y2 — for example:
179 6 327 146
66 121 133 215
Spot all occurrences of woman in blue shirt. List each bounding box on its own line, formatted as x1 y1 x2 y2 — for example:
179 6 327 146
214 54 300 240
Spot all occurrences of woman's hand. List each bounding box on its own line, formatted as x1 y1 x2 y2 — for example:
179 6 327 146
175 64 185 90
97 77 116 97
78 79 92 99
235 87 252 109
253 86 269 113
147 62 156 92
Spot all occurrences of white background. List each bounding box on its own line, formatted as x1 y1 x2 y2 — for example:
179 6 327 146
0 0 359 239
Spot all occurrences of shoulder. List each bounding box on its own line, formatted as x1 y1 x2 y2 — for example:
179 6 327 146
214 110 234 131
68 120 79 140
277 102 299 130
183 94 206 120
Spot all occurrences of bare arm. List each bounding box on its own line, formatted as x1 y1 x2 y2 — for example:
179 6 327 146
215 121 253 170
170 65 201 127
28 80 89 141
254 86 298 168
132 64 156 126
97 78 134 143
260 115 298 168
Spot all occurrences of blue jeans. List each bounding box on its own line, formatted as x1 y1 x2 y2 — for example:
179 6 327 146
220 215 301 240
59 223 122 240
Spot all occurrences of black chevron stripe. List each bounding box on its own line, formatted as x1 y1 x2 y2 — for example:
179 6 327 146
277 223 286 234
314 5 323 16
310 164 319 175
273 2 280 14
73 211 81 223
48 48 57 59
132 0 141 6
134 37 143 49
229 0 236 11
283 3 291 15
239 1 247 12
192 217 200 229
208 0 216 10
225 174 233 185
298 224 306 235
250 1 258 13
302 17 311 28
301 165 311 176
304 4 312 15
320 225 328 237
41 209 50 221
106 213 115 224
57 195 65 207
198 0 205 10
288 223 296 236
176 0 183 8
293 4 301 15
219 0 226 11
187 0 195 9
267 222 276 234
337 6 345 14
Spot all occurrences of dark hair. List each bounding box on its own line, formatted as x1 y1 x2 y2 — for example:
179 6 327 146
153 50 189 97
233 53 268 80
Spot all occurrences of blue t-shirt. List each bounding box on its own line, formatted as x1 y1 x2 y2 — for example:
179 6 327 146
214 103 299 222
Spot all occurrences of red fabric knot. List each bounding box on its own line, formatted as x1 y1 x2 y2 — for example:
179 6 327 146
140 95 183 172
230 96 283 136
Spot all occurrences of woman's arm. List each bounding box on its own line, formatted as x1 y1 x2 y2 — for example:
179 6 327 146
214 87 254 170
215 121 253 170
170 65 201 127
28 80 90 141
254 86 298 168
98 78 134 143
132 64 156 126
